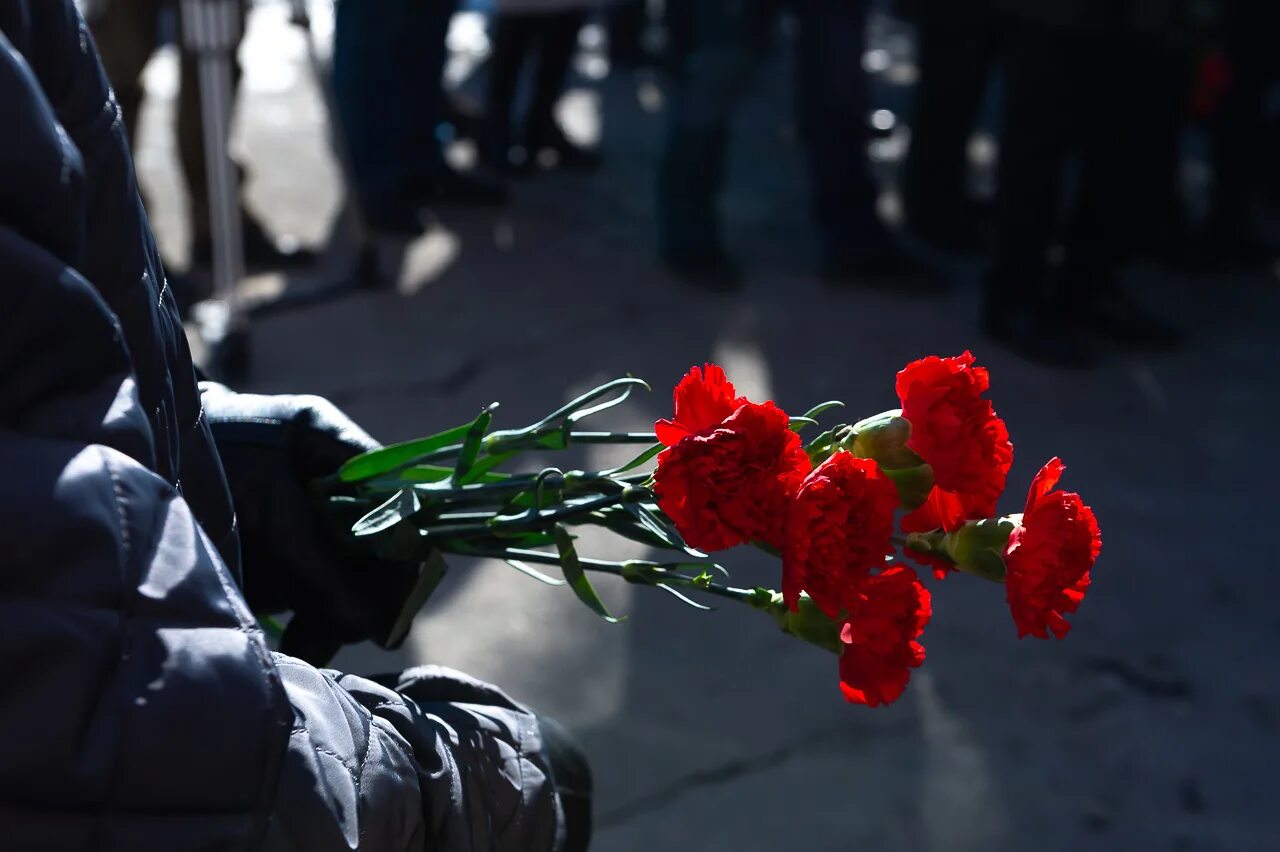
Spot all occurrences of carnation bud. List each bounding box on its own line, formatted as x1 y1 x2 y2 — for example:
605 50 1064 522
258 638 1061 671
944 517 1018 582
839 410 935 510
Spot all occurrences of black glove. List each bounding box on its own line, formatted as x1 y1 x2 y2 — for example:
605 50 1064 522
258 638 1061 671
201 384 421 665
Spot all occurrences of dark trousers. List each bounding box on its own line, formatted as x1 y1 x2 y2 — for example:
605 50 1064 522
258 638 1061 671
900 0 998 233
486 10 587 148
1208 0 1280 237
90 0 246 245
987 24 1168 315
332 0 457 214
657 0 881 264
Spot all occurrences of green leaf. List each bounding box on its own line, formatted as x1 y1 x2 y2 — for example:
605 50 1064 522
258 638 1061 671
352 489 420 537
452 404 498 485
623 503 686 551
788 416 820 432
588 507 672 549
505 559 566 586
535 430 569 451
554 524 624 623
800 400 845 421
460 452 514 485
338 422 471 483
654 583 713 611
602 442 663 476
384 549 449 648
534 377 651 429
566 381 646 425
398 465 453 483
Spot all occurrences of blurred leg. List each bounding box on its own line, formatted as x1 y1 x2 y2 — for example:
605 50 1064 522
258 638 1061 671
418 0 462 177
656 0 769 266
900 0 996 246
486 12 538 160
333 0 430 215
1065 35 1151 294
986 23 1074 316
792 0 884 265
982 22 1096 366
525 9 588 144
1206 0 1280 253
1063 35 1183 346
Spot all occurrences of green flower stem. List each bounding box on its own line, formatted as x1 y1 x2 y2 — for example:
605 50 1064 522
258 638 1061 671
458 546 757 604
420 492 636 541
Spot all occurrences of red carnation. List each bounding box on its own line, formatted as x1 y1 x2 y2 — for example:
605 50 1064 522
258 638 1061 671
1004 458 1102 639
896 351 1012 535
838 567 932 707
655 364 746 447
654 397 811 552
782 452 899 618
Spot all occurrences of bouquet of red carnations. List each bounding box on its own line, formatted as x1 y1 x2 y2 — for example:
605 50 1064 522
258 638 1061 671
320 352 1101 707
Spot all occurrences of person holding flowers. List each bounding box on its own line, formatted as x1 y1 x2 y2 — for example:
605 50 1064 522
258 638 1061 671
0 4 582 849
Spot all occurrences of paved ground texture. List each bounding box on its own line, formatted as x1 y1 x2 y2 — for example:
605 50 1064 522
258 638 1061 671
130 5 1280 850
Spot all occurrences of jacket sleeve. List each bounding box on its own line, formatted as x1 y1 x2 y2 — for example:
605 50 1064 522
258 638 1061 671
0 5 564 850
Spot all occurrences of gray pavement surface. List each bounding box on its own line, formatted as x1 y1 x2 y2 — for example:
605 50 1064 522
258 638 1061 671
130 5 1280 850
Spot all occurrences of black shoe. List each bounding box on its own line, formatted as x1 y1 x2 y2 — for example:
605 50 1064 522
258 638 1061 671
526 123 603 172
411 165 509 207
1073 290 1184 350
664 251 743 292
983 308 1097 369
822 247 943 295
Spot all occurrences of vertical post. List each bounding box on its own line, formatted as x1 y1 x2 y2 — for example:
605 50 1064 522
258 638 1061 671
181 0 248 370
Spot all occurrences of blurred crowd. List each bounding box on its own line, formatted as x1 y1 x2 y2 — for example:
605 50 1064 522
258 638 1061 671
86 0 1280 369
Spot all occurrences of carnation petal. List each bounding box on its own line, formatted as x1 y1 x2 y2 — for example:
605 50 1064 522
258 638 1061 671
1025 457 1066 513
670 363 744 437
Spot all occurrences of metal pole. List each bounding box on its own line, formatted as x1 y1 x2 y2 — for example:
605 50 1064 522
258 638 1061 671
181 0 249 373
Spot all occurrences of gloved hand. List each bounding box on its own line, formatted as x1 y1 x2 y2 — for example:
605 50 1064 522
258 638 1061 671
201 384 421 665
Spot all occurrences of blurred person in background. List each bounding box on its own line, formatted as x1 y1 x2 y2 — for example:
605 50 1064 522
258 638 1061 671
1 1 591 848
87 0 314 279
1202 0 1280 266
983 0 1185 368
657 0 931 291
483 0 604 173
898 0 1001 255
332 0 506 236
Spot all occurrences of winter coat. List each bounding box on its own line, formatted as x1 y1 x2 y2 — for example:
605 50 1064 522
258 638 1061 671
0 2 563 849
